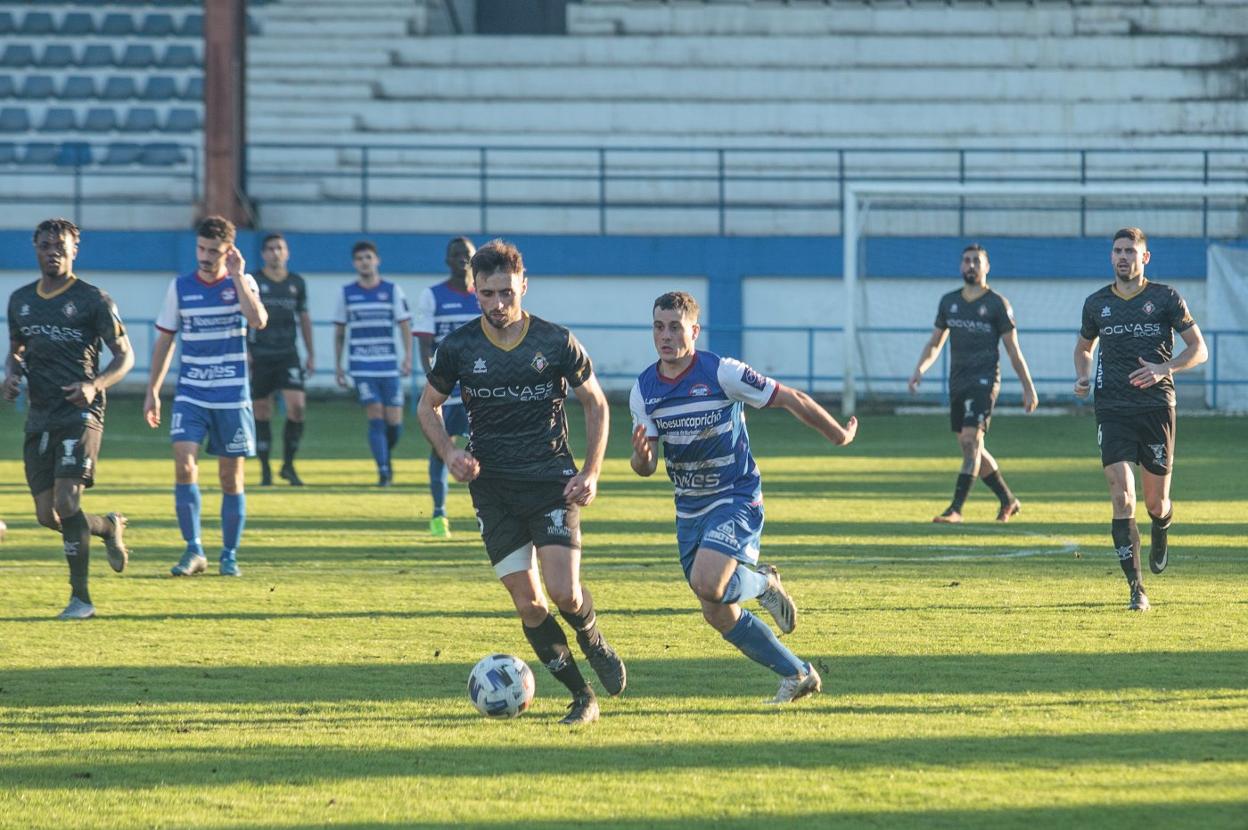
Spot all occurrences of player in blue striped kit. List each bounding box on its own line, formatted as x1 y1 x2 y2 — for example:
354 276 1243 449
414 237 481 536
144 216 268 577
629 291 857 703
333 241 414 486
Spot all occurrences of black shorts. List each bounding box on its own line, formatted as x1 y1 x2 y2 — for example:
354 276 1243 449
469 477 581 569
1098 407 1175 475
250 352 305 398
24 423 102 495
949 385 997 433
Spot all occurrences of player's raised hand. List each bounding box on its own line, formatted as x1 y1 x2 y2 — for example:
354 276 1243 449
1129 356 1170 389
563 471 598 507
143 389 161 428
225 246 246 278
1074 376 1091 398
631 423 654 464
447 447 480 482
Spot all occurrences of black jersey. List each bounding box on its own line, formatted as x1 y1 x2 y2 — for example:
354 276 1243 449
1079 280 1195 415
934 287 1016 393
7 276 125 432
248 270 307 358
427 313 593 481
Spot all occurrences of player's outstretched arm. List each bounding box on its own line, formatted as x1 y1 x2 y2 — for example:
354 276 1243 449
908 327 949 393
1001 329 1038 413
417 383 479 482
771 385 858 446
144 330 176 427
566 373 608 506
1073 335 1096 398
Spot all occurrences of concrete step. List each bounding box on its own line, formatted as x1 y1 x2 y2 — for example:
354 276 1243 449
257 17 413 37
250 80 377 100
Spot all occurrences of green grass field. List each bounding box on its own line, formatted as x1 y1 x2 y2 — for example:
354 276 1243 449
0 398 1245 829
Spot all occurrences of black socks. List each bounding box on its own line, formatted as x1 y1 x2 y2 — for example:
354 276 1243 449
523 613 590 695
560 599 605 654
1112 517 1142 587
949 473 974 512
61 510 92 604
981 469 1015 507
283 420 304 466
256 420 272 469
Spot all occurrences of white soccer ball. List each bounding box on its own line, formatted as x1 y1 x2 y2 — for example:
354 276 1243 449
467 653 535 718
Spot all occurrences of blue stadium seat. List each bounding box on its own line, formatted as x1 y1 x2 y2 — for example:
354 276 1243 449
141 142 185 166
60 12 95 35
18 75 54 99
83 107 118 132
121 107 159 133
163 107 199 132
100 13 136 37
56 141 92 166
39 107 77 132
1 45 36 68
140 75 178 101
19 12 54 36
0 107 30 133
179 13 203 37
182 76 203 101
101 76 138 101
79 45 116 69
0 75 13 99
139 13 176 37
20 142 57 165
60 75 97 100
160 45 197 69
119 44 157 69
0 12 14 36
102 142 141 165
0 143 16 165
38 45 75 69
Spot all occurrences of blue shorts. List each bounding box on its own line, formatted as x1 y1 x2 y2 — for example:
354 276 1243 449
354 376 403 408
170 400 256 457
676 499 764 582
442 402 469 437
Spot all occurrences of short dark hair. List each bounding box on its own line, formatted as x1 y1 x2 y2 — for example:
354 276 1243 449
962 243 989 261
196 215 236 244
261 233 285 247
33 218 80 245
471 239 524 277
654 291 701 322
1114 227 1148 247
447 236 474 253
352 240 378 257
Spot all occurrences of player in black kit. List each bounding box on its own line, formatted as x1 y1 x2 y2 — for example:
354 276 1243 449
417 239 626 726
4 219 134 619
1074 228 1207 612
909 244 1038 523
248 233 313 486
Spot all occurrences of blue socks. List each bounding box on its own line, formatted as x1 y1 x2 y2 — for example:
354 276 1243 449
429 453 449 517
367 418 390 475
723 610 804 677
174 483 203 554
719 564 769 605
221 492 245 558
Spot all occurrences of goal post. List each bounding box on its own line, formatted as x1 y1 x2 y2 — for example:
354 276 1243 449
840 181 1248 415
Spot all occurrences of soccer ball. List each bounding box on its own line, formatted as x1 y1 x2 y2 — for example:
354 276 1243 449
467 653 535 718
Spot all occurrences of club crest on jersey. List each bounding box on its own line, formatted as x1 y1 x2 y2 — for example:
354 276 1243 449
1143 301 1155 315
62 300 76 318
473 357 487 374
221 286 236 303
379 292 389 301
690 383 710 397
950 303 959 313
19 304 29 316
260 283 269 294
1101 306 1111 317
530 351 548 373
978 305 988 317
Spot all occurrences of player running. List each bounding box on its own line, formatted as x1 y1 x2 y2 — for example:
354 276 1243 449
629 291 857 704
5 219 134 619
249 233 313 486
417 239 626 725
1074 227 1207 611
334 241 413 486
909 244 1038 523
413 237 480 536
145 216 268 578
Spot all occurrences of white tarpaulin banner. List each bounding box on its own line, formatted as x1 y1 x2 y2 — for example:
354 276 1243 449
1206 244 1248 411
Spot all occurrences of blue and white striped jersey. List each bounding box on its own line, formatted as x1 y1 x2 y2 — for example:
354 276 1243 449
630 351 779 519
414 281 480 406
332 279 411 379
155 270 259 410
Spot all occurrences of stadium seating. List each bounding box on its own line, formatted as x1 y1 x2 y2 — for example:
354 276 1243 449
39 108 78 132
60 75 97 100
